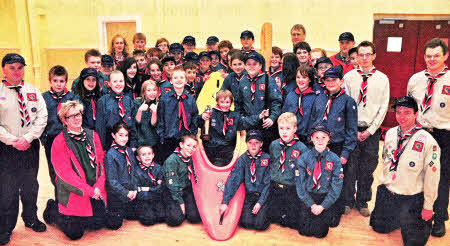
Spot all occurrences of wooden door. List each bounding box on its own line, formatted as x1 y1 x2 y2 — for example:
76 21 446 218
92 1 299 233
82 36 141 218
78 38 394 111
106 22 136 54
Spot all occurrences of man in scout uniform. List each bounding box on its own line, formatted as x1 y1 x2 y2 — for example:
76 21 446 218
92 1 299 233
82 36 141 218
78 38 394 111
370 96 440 245
407 38 449 237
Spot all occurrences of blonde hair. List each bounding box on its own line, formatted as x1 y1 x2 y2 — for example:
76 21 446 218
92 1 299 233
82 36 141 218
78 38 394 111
110 70 124 80
277 112 297 126
215 89 234 104
109 34 129 55
140 80 158 100
58 100 84 126
136 145 154 156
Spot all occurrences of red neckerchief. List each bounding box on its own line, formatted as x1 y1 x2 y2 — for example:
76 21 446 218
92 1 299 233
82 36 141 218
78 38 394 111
174 92 189 131
390 123 422 172
174 147 197 183
68 129 97 169
49 88 68 113
111 141 132 174
2 78 30 127
356 66 377 107
247 71 265 104
323 88 345 121
421 66 448 114
139 161 157 185
236 73 245 82
312 152 323 190
215 106 230 135
279 135 299 173
269 66 282 77
241 47 255 55
247 150 262 183
220 59 228 69
115 93 127 123
294 87 315 116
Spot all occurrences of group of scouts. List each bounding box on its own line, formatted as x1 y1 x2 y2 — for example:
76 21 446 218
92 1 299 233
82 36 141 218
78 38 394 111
0 24 448 246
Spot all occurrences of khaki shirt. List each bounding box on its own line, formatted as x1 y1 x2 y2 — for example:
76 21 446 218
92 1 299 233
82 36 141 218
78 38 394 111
0 81 48 145
407 71 450 130
380 126 440 210
344 68 390 134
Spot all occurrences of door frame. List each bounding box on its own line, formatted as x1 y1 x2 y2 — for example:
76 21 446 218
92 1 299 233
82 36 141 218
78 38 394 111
98 15 142 54
374 13 450 21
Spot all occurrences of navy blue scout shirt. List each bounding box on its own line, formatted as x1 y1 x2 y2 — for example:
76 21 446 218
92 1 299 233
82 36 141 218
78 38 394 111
156 89 199 141
269 66 283 82
235 72 282 129
212 63 227 72
199 108 243 148
282 87 319 139
185 76 204 100
269 137 309 186
223 152 271 205
295 148 343 209
221 71 247 105
95 92 138 149
105 147 138 202
310 90 357 159
134 98 159 147
133 161 164 201
41 90 79 142
281 80 296 100
80 94 98 130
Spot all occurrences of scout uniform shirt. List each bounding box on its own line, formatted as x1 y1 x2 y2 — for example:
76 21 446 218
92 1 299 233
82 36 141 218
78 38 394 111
269 136 309 186
134 98 159 147
344 66 390 134
164 150 197 204
133 161 164 201
380 125 440 210
295 148 343 209
0 80 48 145
222 151 271 205
221 71 247 105
407 67 450 130
200 108 243 148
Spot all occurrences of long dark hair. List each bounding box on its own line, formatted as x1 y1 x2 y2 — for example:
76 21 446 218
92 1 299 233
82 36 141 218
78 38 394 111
74 74 102 105
119 57 138 82
282 53 299 85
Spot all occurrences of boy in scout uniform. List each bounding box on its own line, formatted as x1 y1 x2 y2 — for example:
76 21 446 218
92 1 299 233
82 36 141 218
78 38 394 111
370 96 440 246
407 38 449 237
267 112 309 229
220 130 271 231
295 123 343 238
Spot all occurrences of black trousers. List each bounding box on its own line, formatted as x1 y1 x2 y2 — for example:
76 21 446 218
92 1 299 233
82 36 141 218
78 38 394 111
165 185 201 226
56 199 107 240
239 191 270 231
204 144 235 167
431 129 450 222
43 135 58 201
158 138 180 164
298 193 340 238
105 189 138 230
370 185 432 246
135 199 166 226
266 182 302 229
345 128 380 208
0 140 40 234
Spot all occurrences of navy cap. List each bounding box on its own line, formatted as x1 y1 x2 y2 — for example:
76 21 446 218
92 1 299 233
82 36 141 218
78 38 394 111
244 52 263 64
393 96 418 112
184 52 199 64
169 43 184 53
80 68 98 81
209 50 220 60
161 56 176 64
246 130 263 142
2 53 26 67
198 51 212 60
338 32 355 42
182 36 196 46
101 55 114 66
310 122 331 136
240 30 254 39
314 57 333 69
322 66 343 79
206 36 219 45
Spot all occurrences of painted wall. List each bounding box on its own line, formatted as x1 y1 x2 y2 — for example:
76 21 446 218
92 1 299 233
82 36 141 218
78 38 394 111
0 0 449 89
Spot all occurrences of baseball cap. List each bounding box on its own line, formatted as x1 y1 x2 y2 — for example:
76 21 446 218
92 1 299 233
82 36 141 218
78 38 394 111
246 130 263 142
182 36 196 46
206 36 219 45
80 68 98 80
169 43 184 53
240 30 254 40
2 53 26 67
101 55 114 66
338 32 355 42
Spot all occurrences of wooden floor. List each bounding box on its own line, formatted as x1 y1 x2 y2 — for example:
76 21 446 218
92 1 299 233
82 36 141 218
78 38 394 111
7 143 450 246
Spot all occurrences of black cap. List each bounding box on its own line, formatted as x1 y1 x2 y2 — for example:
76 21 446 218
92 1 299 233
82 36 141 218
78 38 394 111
169 43 184 53
182 36 196 46
244 52 263 64
393 96 418 112
101 55 114 66
310 122 331 136
198 51 212 60
240 30 254 39
2 53 26 67
322 66 343 79
80 68 98 81
161 56 176 64
184 52 199 64
338 32 354 42
206 36 219 45
209 50 220 60
314 57 333 69
246 130 263 142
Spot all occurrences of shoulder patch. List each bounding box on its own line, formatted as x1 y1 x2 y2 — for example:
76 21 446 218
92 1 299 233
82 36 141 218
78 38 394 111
325 161 334 171
261 158 269 167
412 141 424 152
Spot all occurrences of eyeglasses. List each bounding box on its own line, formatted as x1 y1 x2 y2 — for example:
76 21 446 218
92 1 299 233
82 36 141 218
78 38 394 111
65 112 82 120
358 53 373 58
